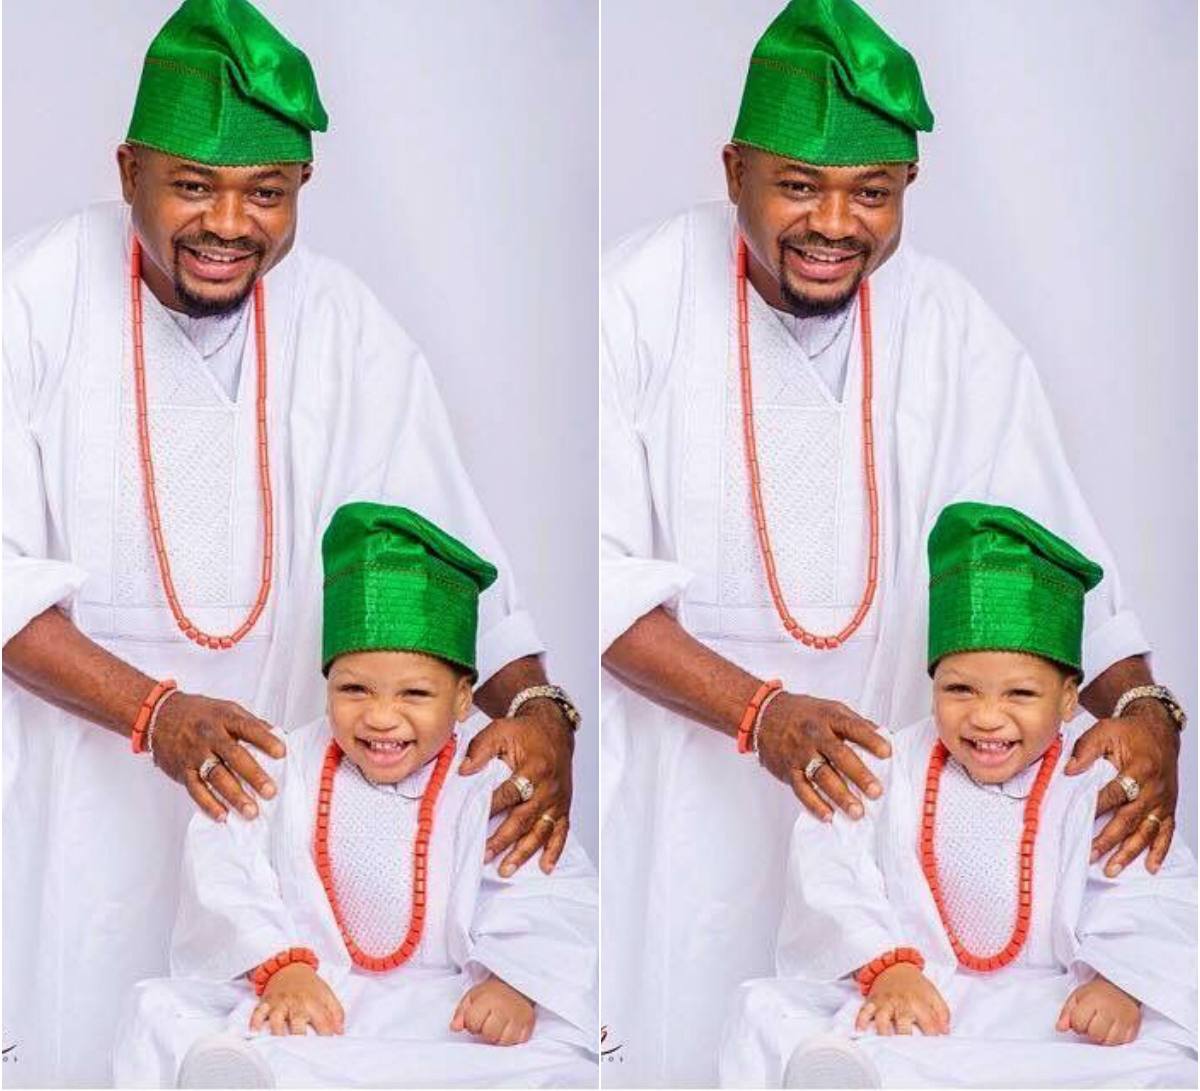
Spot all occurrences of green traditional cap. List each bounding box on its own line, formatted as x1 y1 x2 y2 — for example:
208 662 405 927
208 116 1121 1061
322 503 498 677
732 0 933 166
127 0 328 166
927 502 1103 677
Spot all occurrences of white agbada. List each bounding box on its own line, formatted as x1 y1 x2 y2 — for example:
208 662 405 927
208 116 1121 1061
111 719 597 1088
2 202 542 1086
600 201 1150 1086
718 717 1197 1088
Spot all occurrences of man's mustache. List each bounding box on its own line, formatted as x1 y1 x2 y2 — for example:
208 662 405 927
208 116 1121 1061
781 234 867 255
175 233 263 256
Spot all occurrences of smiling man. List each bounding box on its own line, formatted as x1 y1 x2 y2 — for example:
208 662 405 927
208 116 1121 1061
2 0 579 1084
600 0 1186 1085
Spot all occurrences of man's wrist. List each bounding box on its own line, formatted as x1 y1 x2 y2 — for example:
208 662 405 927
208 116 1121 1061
507 684 580 734
1121 696 1181 738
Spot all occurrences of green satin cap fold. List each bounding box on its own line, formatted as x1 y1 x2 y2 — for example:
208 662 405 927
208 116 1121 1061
733 0 933 166
927 502 1103 676
322 503 497 676
127 0 328 166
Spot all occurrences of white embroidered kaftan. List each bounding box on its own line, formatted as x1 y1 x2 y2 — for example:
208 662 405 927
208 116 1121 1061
112 720 597 1088
2 202 542 1086
717 718 1197 1088
600 201 1150 1086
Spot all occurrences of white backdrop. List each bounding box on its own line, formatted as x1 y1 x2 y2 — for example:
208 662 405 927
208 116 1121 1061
2 1 600 856
602 0 1198 851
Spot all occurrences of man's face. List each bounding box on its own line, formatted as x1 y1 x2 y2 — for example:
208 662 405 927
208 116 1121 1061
722 144 915 317
116 144 312 317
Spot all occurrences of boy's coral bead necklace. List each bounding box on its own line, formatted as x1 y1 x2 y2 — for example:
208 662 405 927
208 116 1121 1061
314 735 457 973
736 237 879 650
130 237 273 649
919 735 1063 972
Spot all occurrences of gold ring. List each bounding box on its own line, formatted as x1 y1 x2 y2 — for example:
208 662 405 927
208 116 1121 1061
1143 813 1163 828
537 812 557 827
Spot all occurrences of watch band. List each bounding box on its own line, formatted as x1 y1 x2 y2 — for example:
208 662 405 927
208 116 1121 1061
1112 684 1187 732
507 684 581 732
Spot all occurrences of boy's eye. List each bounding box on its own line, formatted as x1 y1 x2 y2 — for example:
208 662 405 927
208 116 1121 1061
338 683 367 695
404 688 433 699
1008 688 1039 699
943 683 972 695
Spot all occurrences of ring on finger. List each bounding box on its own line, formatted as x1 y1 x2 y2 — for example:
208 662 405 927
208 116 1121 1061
1143 812 1163 829
198 755 223 783
509 775 535 803
537 812 557 828
1116 774 1140 803
803 756 829 782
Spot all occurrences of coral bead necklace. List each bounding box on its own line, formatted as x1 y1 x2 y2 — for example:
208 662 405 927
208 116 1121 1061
736 237 879 650
314 735 456 972
130 237 273 649
919 735 1062 972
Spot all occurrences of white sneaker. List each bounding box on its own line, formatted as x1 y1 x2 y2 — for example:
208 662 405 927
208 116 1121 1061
176 1035 276 1089
783 1035 881 1089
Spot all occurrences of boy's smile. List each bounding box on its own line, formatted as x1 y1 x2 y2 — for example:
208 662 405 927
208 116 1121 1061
933 651 1079 784
327 650 473 785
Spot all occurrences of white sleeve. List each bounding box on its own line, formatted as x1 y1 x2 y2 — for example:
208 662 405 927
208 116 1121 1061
170 759 300 983
466 834 598 1037
345 288 543 685
1071 836 1197 1036
980 352 1149 684
776 750 904 984
2 283 87 644
599 272 692 652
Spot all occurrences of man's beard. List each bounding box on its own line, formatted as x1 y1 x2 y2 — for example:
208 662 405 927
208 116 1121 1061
172 236 263 318
777 236 868 319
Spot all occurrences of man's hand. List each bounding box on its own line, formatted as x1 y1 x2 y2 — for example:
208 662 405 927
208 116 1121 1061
459 699 573 876
1065 701 1179 875
856 963 950 1037
1056 975 1141 1046
152 692 286 822
756 693 890 821
250 963 344 1037
450 975 536 1046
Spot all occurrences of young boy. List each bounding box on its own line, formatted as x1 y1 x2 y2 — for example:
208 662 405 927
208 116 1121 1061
114 503 597 1088
719 502 1196 1088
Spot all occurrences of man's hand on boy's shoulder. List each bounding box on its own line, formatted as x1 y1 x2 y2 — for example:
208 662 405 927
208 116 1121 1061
462 655 576 877
856 963 950 1038
250 963 345 1037
1066 700 1179 877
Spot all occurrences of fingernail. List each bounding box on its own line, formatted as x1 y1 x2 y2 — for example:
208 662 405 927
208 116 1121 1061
1089 848 1100 863
243 805 257 819
866 782 881 798
1107 864 1122 877
849 803 863 819
262 783 276 798
822 813 833 824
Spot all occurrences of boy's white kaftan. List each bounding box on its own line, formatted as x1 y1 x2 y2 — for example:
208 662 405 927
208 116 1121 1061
718 718 1196 1088
113 718 597 1087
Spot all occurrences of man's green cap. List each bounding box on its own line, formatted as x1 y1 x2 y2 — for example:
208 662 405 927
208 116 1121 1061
127 0 328 166
927 502 1103 678
322 503 498 677
733 0 933 166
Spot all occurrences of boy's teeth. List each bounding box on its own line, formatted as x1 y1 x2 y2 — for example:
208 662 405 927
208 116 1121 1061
367 739 407 751
970 739 1013 751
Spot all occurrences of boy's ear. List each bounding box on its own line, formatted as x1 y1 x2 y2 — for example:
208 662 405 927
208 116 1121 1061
454 676 474 723
1060 675 1080 722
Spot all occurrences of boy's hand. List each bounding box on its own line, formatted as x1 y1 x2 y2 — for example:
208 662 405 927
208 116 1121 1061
250 963 345 1037
1056 976 1142 1045
856 963 950 1037
450 975 536 1046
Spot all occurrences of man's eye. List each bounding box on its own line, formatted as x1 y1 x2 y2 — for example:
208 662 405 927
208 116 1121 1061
254 188 283 201
781 181 815 195
859 189 888 201
173 181 207 195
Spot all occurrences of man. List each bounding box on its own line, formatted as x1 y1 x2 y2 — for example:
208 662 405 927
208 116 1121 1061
2 1 581 1084
600 0 1186 1085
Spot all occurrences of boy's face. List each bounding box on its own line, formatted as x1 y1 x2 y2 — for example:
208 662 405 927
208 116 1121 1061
932 651 1078 784
326 650 473 785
